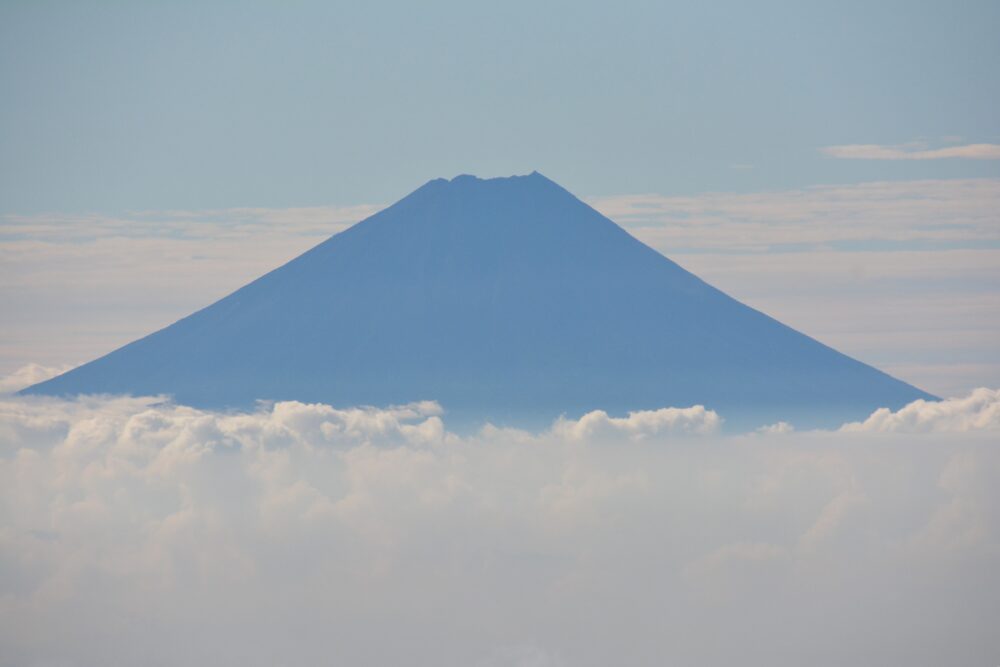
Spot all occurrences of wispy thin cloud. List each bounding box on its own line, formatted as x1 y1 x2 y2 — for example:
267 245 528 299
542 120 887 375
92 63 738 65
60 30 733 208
0 362 69 394
821 142 1000 160
588 178 1000 252
0 203 385 245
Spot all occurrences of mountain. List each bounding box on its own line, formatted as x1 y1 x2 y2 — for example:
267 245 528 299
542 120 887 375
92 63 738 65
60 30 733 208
22 172 935 429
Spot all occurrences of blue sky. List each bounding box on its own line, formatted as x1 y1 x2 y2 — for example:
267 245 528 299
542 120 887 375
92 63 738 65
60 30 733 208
2 0 999 212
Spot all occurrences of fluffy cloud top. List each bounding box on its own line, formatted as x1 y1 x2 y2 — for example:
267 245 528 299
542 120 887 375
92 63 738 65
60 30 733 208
550 405 720 440
1 391 998 666
841 387 1000 433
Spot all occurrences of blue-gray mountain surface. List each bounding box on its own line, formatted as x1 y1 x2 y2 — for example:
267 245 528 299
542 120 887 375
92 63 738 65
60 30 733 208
23 173 935 429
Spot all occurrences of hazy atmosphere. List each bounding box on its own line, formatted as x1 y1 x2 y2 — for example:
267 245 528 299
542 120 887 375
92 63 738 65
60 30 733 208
2 1 998 665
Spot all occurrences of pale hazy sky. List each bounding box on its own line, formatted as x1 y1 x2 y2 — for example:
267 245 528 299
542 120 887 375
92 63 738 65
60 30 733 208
1 0 999 212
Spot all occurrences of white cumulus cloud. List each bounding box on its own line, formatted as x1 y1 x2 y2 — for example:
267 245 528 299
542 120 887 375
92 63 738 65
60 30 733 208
841 387 1000 432
1 391 999 665
550 405 720 440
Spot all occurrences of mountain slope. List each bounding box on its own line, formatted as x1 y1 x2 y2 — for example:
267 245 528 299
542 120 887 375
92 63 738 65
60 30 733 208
23 172 935 428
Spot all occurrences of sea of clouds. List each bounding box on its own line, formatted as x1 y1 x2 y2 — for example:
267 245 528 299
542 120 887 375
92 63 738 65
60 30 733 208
1 366 998 666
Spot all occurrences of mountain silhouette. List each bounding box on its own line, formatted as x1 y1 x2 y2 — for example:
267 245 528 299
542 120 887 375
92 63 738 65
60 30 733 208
22 172 935 428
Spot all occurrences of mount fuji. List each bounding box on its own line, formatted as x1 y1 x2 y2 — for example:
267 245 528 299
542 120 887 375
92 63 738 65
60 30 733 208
23 172 935 428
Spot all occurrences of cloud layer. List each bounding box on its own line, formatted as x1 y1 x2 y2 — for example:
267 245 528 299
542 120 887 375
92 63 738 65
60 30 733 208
822 143 1000 160
588 178 1000 253
1 390 998 666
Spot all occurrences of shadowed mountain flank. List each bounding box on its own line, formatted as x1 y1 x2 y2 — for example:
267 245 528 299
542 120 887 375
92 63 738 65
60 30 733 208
23 172 935 428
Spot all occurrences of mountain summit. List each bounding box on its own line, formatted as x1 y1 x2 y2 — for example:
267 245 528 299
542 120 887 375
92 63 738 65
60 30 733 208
23 172 934 428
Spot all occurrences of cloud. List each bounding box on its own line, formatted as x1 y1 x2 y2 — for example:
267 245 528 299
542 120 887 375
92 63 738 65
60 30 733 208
756 421 794 434
841 387 1000 432
1 392 999 665
550 405 720 440
588 178 1000 253
0 203 385 246
0 363 71 394
821 143 1000 160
